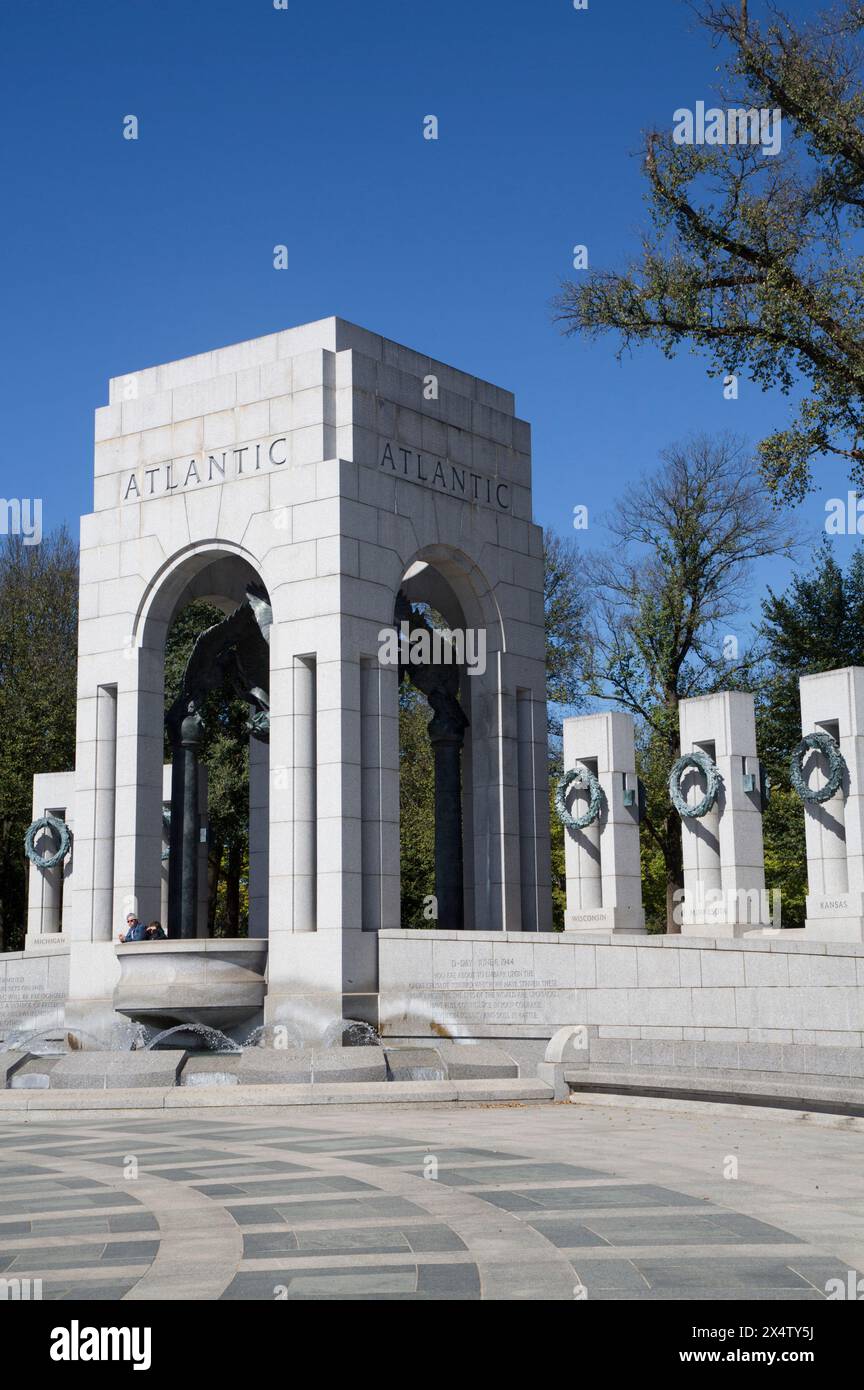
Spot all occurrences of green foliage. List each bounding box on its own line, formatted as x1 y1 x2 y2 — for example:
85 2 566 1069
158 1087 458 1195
756 542 864 925
549 745 566 930
7 517 847 949
640 836 669 935
555 1 864 501
635 717 682 933
544 527 590 730
762 786 807 929
544 528 591 929
758 543 864 777
0 530 78 952
399 682 435 926
164 601 251 936
582 435 795 928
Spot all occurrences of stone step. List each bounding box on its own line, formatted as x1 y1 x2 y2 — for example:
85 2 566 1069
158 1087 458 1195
2 1042 521 1091
564 1066 864 1116
0 1075 553 1113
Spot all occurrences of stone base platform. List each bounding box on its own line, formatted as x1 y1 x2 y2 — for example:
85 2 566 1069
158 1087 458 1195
0 1075 552 1115
564 908 646 933
802 920 864 942
0 1041 521 1092
804 889 864 942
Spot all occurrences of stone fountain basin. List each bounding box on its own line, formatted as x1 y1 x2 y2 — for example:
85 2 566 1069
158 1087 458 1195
114 939 267 1031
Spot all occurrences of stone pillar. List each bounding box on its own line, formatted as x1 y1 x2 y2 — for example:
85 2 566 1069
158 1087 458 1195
293 656 317 933
25 773 75 947
167 728 184 935
159 763 171 929
179 705 203 940
41 855 62 934
65 683 122 1045
678 692 768 937
800 667 864 940
92 685 118 941
196 764 209 938
562 712 645 933
516 687 544 932
491 655 520 934
113 644 164 933
160 821 170 927
248 734 269 939
265 634 378 1043
27 823 63 936
360 658 399 933
167 706 206 939
685 753 723 903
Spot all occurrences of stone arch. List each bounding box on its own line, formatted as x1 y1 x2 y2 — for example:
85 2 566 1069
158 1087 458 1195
129 541 272 940
394 545 506 933
133 540 272 650
398 543 506 655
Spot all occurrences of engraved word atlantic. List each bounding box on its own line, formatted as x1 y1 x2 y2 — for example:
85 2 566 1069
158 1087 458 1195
119 435 512 512
121 435 289 501
380 443 510 511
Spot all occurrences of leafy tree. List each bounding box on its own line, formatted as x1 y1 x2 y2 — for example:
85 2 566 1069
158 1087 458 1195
582 434 796 929
548 775 568 929
757 543 864 924
0 530 78 953
556 0 864 502
761 785 807 928
759 542 864 766
544 528 590 727
399 681 436 926
544 528 591 926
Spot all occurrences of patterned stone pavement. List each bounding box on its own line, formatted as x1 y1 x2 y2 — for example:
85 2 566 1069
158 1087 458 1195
0 1101 862 1300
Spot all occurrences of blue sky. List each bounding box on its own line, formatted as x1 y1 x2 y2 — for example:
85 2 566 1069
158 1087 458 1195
0 0 855 638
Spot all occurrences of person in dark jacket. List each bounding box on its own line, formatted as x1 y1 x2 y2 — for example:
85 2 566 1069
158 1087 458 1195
145 921 166 940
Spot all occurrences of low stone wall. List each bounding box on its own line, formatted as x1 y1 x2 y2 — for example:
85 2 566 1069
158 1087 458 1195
0 946 69 1044
4 933 863 1087
378 929 864 1079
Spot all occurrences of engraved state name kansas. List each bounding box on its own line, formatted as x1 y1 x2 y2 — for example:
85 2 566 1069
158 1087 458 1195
119 436 511 512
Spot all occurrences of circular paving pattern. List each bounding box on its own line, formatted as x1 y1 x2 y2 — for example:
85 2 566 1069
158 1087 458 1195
0 1103 862 1300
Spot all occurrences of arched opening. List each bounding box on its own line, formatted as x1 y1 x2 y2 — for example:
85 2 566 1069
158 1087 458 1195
135 547 272 942
395 547 505 933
